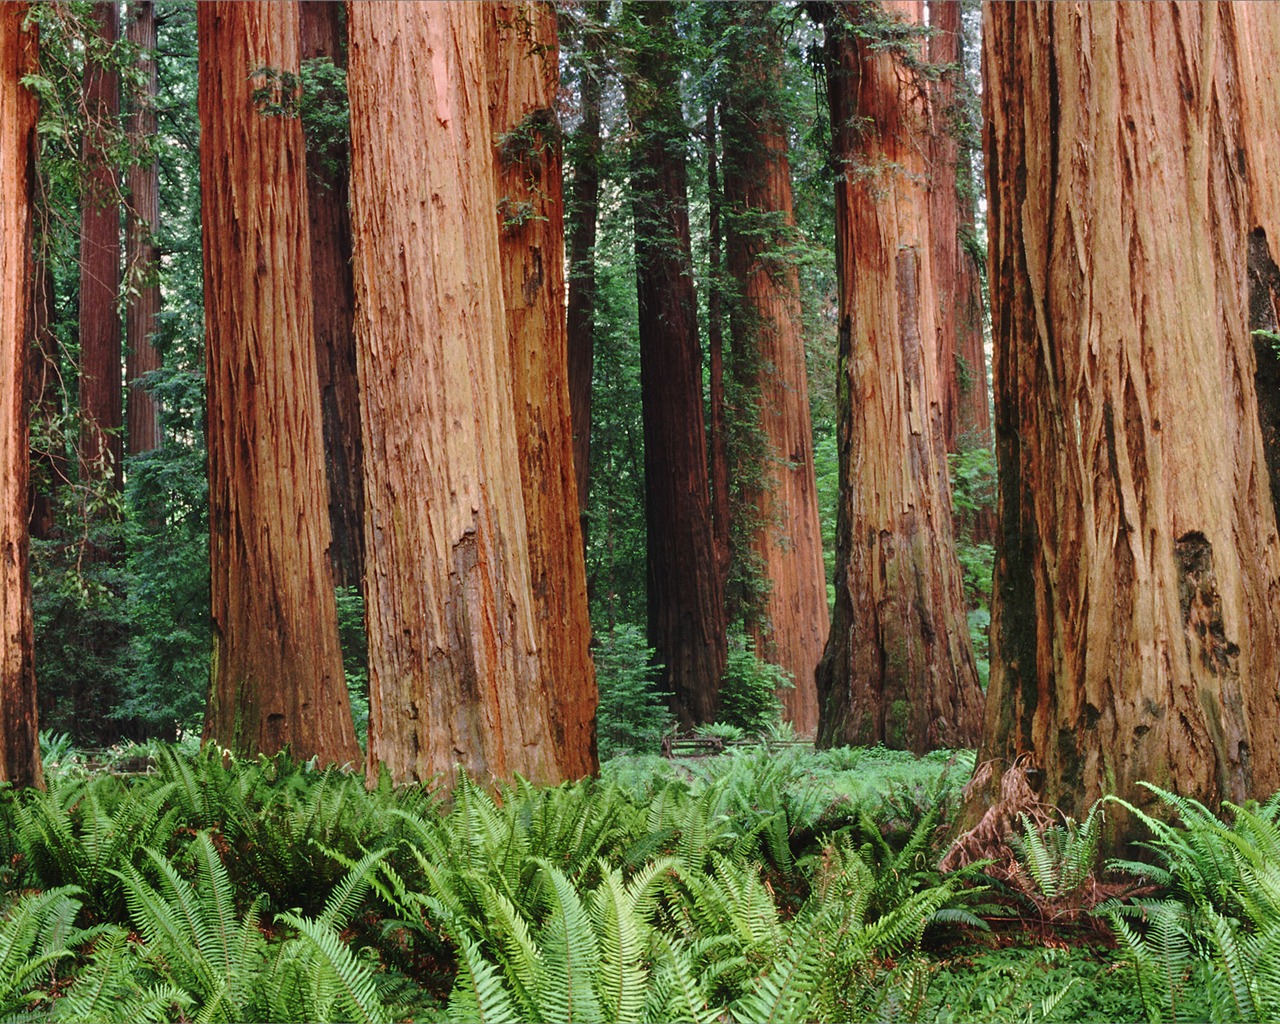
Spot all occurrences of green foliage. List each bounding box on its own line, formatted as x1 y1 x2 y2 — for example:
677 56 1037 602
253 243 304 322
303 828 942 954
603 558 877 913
716 630 792 735
1010 804 1104 901
593 625 673 760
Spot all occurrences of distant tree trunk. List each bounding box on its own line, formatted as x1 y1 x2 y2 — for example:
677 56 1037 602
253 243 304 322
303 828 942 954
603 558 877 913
348 1 561 787
124 0 161 456
927 0 988 454
485 0 598 780
198 0 359 766
816 1 982 753
974 1 1280 829
705 101 731 608
299 0 364 592
625 0 727 728
566 3 604 541
28 261 64 541
80 1 123 493
1 4 44 790
721 4 827 736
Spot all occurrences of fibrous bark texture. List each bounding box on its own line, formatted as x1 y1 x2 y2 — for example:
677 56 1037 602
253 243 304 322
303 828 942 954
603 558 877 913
626 0 727 727
80 1 123 491
125 0 161 456
721 4 827 736
977 1 1280 827
348 1 561 787
816 0 983 753
199 0 359 766
1 4 44 789
926 0 988 452
485 1 598 780
300 0 364 592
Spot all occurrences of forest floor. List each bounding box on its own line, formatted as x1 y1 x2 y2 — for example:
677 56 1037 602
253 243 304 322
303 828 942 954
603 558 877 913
0 738 1246 1022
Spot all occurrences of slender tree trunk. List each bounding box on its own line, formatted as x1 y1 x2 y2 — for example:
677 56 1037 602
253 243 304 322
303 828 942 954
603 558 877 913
816 1 982 753
927 0 988 454
625 0 727 728
721 4 827 737
485 1 598 780
348 1 561 787
974 2 1280 830
28 261 63 541
124 0 161 456
566 3 604 542
198 0 359 766
705 101 732 610
80 1 123 492
299 0 364 593
1 3 43 790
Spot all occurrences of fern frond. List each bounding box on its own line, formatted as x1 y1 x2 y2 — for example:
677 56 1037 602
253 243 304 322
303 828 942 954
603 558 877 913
589 865 649 1024
448 934 522 1024
276 911 391 1024
533 859 603 1023
318 846 390 930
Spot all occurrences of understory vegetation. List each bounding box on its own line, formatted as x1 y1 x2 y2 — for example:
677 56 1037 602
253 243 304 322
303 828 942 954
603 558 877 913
2 739 1275 1023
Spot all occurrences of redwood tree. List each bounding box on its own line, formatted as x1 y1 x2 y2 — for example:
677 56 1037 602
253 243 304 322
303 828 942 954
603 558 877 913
1 3 43 789
300 0 364 592
625 0 727 727
720 4 827 736
565 2 605 538
926 0 988 453
485 0 598 779
348 1 561 786
975 1 1280 827
80 1 123 491
124 0 161 456
198 0 359 765
815 1 982 753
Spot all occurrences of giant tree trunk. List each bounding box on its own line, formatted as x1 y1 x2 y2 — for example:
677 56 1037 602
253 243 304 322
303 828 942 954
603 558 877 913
1 4 43 790
80 1 123 492
124 0 161 456
566 2 604 539
625 0 727 727
198 1 359 766
485 1 598 780
300 0 364 592
926 0 988 453
816 1 982 753
348 1 561 787
721 4 827 737
975 2 1280 828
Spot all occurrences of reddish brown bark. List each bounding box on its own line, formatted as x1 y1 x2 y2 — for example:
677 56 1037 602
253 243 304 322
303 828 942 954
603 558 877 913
1 4 44 789
625 0 727 727
566 4 604 537
721 5 827 736
198 0 359 766
300 0 364 592
975 2 1280 829
124 0 161 456
485 1 598 780
926 0 988 453
815 1 982 753
348 1 561 786
80 1 123 492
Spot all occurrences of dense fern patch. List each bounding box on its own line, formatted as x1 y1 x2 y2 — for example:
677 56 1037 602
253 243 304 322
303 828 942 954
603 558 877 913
1 740 1275 1022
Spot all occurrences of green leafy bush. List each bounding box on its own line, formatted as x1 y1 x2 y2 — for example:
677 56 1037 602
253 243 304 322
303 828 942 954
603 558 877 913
717 630 791 735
